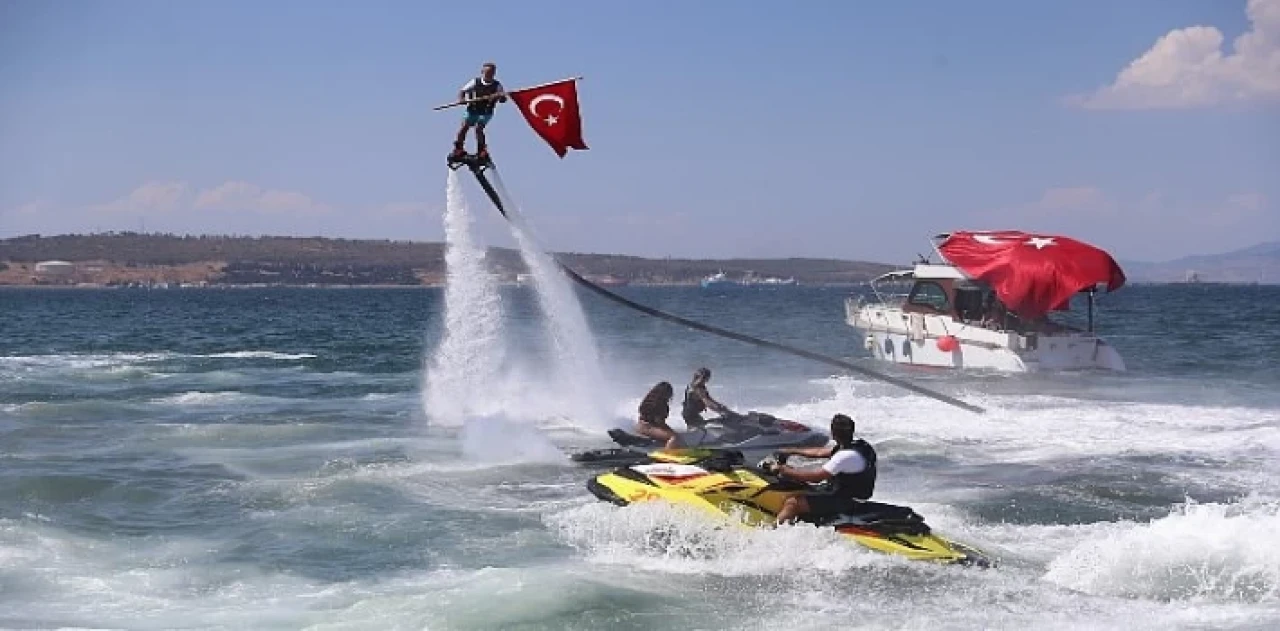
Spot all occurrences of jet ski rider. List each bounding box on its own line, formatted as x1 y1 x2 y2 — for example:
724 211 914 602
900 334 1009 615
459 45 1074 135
635 381 680 450
764 413 877 526
681 367 736 427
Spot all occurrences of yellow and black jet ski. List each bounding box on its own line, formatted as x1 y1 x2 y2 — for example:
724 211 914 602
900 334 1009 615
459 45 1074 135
586 448 994 568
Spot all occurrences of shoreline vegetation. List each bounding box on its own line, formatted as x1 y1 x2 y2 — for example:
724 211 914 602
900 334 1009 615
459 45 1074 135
0 233 895 288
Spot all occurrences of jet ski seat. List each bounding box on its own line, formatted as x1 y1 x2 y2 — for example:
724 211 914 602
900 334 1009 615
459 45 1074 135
607 428 655 448
810 501 931 536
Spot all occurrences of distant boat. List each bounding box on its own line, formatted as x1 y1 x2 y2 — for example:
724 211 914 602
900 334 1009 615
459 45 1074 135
700 271 736 288
701 270 796 288
741 271 797 286
587 274 629 287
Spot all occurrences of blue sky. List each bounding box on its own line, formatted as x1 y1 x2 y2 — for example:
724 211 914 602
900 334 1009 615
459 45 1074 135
2 0 1277 264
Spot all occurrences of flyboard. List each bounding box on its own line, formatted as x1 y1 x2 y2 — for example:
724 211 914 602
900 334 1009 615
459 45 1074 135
439 76 986 415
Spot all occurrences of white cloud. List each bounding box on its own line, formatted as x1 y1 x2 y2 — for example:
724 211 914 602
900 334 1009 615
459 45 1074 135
1 178 460 243
82 180 330 217
10 200 51 216
374 201 437 217
1028 186 1117 215
90 181 191 214
1207 191 1269 227
1225 191 1266 212
193 181 328 214
1071 0 1280 110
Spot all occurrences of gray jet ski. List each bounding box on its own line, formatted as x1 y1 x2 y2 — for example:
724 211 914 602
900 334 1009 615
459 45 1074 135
570 411 831 467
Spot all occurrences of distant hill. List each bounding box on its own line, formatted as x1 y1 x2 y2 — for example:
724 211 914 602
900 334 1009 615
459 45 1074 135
1121 241 1279 284
0 233 894 286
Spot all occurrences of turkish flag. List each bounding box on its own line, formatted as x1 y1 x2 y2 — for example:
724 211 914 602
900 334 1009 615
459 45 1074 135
938 231 1126 319
508 79 589 158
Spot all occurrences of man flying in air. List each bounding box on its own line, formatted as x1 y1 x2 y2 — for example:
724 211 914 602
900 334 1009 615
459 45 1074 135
451 62 507 160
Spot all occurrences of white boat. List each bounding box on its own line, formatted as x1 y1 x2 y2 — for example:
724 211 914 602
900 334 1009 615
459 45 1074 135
844 231 1127 372
741 271 797 286
700 271 735 288
701 270 797 288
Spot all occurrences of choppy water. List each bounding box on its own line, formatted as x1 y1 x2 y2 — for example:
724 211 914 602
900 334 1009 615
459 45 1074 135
2 284 1279 630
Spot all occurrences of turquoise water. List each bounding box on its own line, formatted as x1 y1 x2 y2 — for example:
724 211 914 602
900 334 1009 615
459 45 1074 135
2 284 1279 630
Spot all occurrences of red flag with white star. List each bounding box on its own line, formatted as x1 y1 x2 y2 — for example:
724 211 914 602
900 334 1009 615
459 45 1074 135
508 79 589 158
938 230 1126 319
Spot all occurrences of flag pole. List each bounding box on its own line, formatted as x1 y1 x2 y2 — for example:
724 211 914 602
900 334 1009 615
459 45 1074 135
432 76 584 111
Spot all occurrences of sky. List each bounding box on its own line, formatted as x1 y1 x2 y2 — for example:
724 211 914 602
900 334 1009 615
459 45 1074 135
1 0 1277 264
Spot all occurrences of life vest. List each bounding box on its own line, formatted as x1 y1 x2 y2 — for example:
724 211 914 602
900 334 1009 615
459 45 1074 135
465 77 502 115
681 385 707 423
826 439 878 500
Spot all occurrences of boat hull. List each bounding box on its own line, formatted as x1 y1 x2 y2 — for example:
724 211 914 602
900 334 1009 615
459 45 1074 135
846 300 1125 372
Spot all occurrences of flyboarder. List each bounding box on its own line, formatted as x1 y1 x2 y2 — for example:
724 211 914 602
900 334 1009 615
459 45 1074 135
451 62 507 161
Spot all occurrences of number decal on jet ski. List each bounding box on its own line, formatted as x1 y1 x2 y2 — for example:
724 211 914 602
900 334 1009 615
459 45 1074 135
627 489 660 502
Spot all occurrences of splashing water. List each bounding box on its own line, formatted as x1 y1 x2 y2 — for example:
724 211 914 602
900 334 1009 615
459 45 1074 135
422 171 507 427
487 169 614 427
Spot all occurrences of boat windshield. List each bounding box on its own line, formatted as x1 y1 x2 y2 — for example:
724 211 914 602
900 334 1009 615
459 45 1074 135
867 271 915 307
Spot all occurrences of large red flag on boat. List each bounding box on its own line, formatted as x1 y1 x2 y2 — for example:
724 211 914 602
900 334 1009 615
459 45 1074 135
938 230 1126 319
508 79 589 158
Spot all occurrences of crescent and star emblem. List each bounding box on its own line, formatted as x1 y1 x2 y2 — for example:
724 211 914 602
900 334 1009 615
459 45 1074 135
971 234 1056 249
528 94 565 126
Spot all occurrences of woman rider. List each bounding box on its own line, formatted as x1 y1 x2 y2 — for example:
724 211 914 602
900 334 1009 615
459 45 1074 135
636 381 679 450
681 367 734 427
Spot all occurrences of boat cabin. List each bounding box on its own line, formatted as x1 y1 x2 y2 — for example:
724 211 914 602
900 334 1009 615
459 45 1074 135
886 264 1096 335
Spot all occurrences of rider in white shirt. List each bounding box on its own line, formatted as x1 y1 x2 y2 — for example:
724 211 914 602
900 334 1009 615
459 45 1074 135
766 413 878 525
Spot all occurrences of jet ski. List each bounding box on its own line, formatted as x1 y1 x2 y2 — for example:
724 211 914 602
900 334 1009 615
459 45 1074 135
570 411 831 467
585 448 994 568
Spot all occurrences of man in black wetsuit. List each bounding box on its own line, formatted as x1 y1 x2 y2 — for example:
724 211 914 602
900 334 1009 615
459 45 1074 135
451 62 507 160
681 367 736 427
765 413 877 526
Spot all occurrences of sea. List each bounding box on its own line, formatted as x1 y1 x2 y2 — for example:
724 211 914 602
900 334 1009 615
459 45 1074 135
2 282 1279 630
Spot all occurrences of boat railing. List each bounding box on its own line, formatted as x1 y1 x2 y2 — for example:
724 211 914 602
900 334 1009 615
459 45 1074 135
864 270 914 307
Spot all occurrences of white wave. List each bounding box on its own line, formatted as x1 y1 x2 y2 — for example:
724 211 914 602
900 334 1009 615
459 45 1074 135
152 391 253 406
205 351 316 360
0 350 313 367
765 376 1280 473
545 501 904 577
1044 498 1280 603
0 352 175 370
149 391 310 409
